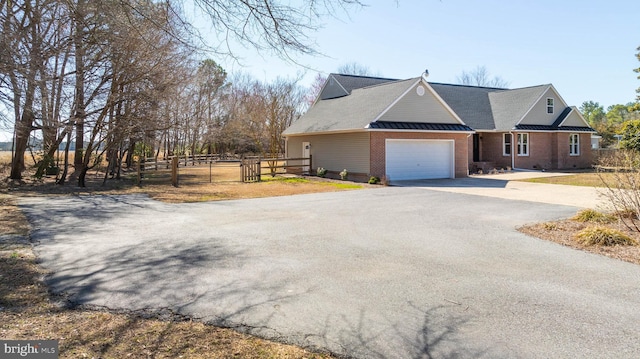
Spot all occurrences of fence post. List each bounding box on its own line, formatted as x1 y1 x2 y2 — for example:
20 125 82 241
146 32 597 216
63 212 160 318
240 155 244 182
257 157 261 182
136 158 141 187
171 156 179 187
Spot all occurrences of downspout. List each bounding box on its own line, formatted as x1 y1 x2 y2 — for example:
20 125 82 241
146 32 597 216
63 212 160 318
467 133 473 176
510 131 515 170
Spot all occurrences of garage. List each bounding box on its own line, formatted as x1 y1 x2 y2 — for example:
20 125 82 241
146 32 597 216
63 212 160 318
385 139 454 180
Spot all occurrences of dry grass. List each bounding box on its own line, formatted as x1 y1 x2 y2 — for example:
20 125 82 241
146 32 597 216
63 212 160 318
0 244 333 358
0 153 361 358
519 215 640 265
518 172 617 187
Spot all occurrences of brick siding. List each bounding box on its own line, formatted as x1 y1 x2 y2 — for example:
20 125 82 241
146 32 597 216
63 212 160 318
370 131 469 179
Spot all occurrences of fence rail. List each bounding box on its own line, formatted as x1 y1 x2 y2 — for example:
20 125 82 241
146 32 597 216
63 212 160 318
240 156 312 183
136 154 311 185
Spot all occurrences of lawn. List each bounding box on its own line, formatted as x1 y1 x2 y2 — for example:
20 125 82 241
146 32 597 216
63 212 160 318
1 153 368 358
518 171 628 188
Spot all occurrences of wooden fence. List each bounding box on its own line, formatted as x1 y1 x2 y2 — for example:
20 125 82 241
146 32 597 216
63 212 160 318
240 156 312 183
136 154 312 185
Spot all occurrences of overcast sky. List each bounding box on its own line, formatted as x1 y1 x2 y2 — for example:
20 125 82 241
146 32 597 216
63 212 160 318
208 0 640 110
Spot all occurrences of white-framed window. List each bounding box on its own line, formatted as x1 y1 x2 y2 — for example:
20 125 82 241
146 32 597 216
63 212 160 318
569 133 580 156
547 98 554 114
503 133 511 156
517 133 529 156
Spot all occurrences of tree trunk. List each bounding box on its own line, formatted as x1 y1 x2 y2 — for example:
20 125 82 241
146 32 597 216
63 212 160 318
73 0 86 176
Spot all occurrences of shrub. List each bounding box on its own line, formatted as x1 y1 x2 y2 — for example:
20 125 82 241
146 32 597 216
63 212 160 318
339 169 348 180
368 176 380 184
596 150 640 232
572 209 616 224
316 167 327 178
575 226 637 246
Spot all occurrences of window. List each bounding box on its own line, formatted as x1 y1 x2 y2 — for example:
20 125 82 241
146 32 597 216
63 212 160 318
517 133 529 156
569 134 580 156
547 98 554 114
503 133 511 156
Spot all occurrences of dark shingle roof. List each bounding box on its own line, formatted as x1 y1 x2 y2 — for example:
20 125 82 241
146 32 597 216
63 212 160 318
367 121 473 131
285 73 594 136
330 74 398 94
429 83 499 130
488 85 551 130
515 124 595 132
283 79 417 135
551 107 573 127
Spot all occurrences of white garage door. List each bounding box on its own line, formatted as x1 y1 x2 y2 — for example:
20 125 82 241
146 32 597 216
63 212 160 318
386 139 454 180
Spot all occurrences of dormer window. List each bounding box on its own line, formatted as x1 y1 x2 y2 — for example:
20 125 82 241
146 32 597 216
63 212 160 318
547 98 554 114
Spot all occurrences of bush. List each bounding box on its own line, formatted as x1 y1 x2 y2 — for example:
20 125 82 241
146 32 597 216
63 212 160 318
575 226 637 246
596 150 640 232
572 209 616 224
368 176 380 184
339 169 348 180
316 167 327 178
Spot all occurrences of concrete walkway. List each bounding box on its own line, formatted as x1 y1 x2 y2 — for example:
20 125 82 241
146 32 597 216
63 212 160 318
394 171 606 209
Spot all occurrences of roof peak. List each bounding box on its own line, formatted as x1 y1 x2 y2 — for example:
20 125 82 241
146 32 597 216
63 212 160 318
428 82 508 90
331 73 399 81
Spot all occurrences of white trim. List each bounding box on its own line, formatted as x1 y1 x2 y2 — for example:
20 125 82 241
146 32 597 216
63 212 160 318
512 129 596 133
285 127 476 137
557 106 592 128
546 97 554 114
515 85 551 126
311 74 348 107
372 78 467 125
283 129 368 137
385 138 456 179
517 133 529 156
569 133 580 156
503 133 512 156
422 79 467 125
515 85 570 126
367 128 474 134
373 79 421 122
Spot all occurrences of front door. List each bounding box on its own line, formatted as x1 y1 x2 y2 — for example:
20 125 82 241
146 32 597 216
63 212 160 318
302 142 310 173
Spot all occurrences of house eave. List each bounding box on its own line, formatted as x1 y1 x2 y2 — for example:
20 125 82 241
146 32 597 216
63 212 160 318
283 128 368 137
367 128 475 134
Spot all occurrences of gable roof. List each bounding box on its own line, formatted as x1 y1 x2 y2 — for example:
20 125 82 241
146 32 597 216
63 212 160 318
489 85 551 130
319 74 397 100
286 73 594 136
429 83 500 130
285 78 417 135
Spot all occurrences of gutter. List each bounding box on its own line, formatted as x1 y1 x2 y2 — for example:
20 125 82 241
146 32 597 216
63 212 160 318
510 130 516 170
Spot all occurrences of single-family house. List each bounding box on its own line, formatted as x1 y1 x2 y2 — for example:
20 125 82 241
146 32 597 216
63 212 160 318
283 72 595 182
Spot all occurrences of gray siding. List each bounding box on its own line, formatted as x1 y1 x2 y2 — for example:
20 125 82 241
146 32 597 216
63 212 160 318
320 75 349 100
378 83 460 124
521 87 568 126
286 132 370 173
562 110 587 127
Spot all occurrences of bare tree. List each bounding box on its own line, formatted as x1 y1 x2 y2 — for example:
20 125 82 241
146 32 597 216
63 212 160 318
304 73 327 107
336 62 378 76
456 65 509 88
193 0 364 58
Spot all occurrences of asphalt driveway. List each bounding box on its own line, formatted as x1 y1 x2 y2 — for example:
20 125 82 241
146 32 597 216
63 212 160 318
20 185 640 358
